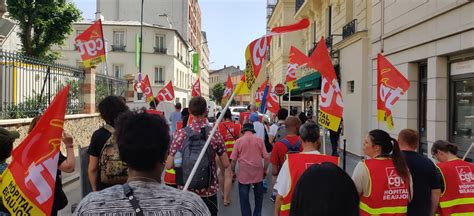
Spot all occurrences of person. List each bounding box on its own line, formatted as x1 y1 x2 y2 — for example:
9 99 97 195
146 98 163 116
270 116 302 202
169 103 182 135
398 129 441 216
75 111 210 215
289 162 359 216
29 116 76 216
431 140 474 215
274 122 339 216
181 108 190 126
165 96 230 216
250 112 265 141
269 108 288 144
352 129 412 215
329 119 343 156
217 109 241 206
297 112 307 124
0 127 19 215
231 123 268 216
88 96 129 191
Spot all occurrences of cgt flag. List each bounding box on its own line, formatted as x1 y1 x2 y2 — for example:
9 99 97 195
287 46 309 90
140 75 154 102
192 78 201 97
0 86 70 215
255 80 270 108
222 75 233 106
75 19 106 68
377 53 410 130
156 81 175 101
308 37 343 132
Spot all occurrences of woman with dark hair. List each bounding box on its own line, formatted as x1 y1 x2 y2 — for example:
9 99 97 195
87 96 129 192
431 140 474 215
181 108 190 126
290 162 359 216
352 129 412 215
29 116 75 216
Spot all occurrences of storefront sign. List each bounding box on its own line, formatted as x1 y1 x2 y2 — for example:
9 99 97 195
451 60 474 76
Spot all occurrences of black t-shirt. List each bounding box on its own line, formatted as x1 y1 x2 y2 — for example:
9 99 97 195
402 151 441 216
52 153 67 213
87 127 112 190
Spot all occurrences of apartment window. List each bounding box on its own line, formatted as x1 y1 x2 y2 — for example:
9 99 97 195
113 31 125 46
113 64 124 78
347 81 354 93
176 97 180 104
155 34 166 53
182 98 187 107
327 6 332 37
155 67 164 84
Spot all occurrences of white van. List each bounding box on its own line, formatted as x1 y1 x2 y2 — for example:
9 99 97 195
208 101 217 122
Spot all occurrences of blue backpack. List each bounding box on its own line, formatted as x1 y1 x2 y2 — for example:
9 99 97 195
280 138 302 160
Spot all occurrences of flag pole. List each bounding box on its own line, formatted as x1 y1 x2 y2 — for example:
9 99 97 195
288 86 291 116
183 84 240 191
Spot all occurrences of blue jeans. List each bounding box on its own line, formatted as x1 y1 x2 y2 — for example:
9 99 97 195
238 182 263 216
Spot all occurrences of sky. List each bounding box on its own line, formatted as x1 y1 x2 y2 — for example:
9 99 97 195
72 0 267 70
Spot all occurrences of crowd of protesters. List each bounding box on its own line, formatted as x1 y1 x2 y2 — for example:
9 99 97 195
0 95 472 216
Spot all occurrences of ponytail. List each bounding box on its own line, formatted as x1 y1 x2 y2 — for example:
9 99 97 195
390 138 410 181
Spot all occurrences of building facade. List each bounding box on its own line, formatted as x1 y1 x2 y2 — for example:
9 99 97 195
200 31 210 99
54 20 195 107
209 65 250 105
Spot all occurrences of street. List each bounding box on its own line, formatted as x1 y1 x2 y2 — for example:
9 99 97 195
59 141 359 216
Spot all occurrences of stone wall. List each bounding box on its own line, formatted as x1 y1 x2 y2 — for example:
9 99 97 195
0 114 103 149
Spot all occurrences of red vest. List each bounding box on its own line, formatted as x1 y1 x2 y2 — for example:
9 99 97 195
280 153 339 216
359 158 409 216
437 159 474 215
146 109 163 116
218 121 240 157
163 169 176 185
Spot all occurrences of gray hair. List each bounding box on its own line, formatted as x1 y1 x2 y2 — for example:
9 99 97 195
299 121 320 143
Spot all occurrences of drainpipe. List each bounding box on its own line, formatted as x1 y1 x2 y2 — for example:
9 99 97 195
380 0 385 53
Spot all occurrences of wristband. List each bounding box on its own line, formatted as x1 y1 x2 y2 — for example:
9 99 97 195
66 145 74 149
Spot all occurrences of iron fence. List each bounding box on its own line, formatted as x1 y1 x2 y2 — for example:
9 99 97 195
95 73 127 106
0 50 84 119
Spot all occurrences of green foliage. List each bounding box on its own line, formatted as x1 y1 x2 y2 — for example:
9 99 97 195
95 81 110 107
7 0 82 60
211 83 225 104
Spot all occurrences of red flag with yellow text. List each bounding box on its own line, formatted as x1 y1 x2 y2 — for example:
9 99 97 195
75 19 106 68
140 75 154 102
308 37 343 132
0 86 70 215
377 53 410 130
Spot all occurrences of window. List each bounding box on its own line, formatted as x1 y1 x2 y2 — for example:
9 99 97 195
451 78 474 161
278 36 281 48
155 34 166 53
113 64 124 78
182 98 187 107
155 67 164 84
176 97 180 104
113 31 125 46
347 81 354 93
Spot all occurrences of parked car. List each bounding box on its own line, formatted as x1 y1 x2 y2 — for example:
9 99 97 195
208 101 218 122
229 106 248 121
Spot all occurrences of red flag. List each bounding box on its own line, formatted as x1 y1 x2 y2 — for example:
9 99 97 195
255 80 270 107
156 81 175 101
266 91 280 114
308 37 343 132
287 46 309 82
271 18 310 33
377 53 410 129
75 19 106 68
0 86 70 215
192 79 201 96
222 75 234 106
140 75 154 102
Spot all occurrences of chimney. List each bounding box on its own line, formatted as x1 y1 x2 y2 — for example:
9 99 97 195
237 65 240 69
224 65 226 68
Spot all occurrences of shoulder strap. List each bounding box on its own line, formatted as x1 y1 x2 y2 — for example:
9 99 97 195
294 139 302 149
122 183 144 216
103 124 115 133
280 138 293 150
222 123 237 140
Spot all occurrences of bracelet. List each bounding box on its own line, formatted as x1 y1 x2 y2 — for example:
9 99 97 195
66 145 74 149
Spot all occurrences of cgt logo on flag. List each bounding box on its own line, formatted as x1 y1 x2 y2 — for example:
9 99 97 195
156 81 175 101
386 167 406 189
75 19 106 68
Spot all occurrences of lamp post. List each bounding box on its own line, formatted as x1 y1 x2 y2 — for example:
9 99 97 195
139 0 144 78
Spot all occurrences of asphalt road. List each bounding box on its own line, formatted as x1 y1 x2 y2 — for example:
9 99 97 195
59 141 359 216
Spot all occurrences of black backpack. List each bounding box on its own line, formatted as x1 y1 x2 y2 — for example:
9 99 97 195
179 126 213 189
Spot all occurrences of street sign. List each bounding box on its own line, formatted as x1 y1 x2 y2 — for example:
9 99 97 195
275 83 286 96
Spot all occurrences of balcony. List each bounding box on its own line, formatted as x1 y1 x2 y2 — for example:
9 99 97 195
342 19 357 39
154 47 167 54
307 38 332 56
155 80 165 85
295 0 305 14
111 45 126 52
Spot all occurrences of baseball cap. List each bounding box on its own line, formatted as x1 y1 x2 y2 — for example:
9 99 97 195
249 112 260 122
241 123 256 134
0 128 20 144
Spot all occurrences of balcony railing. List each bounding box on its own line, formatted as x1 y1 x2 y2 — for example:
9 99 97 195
342 19 357 39
154 80 165 84
308 38 332 56
295 0 305 14
154 47 167 54
111 45 126 52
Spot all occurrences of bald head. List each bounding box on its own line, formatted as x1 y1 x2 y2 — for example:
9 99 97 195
285 116 301 135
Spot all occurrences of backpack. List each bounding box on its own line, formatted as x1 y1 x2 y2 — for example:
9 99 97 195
273 122 287 144
99 125 128 186
264 127 272 153
178 126 213 189
280 138 302 161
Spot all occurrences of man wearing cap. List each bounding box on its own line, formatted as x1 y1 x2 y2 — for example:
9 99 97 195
0 127 20 214
231 123 269 216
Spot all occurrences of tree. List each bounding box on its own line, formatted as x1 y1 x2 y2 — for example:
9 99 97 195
7 0 81 60
211 83 225 104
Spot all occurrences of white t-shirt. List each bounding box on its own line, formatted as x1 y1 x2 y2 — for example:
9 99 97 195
253 121 265 141
269 120 284 137
274 150 321 196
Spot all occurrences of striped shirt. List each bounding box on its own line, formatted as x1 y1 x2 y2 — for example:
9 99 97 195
74 181 210 216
